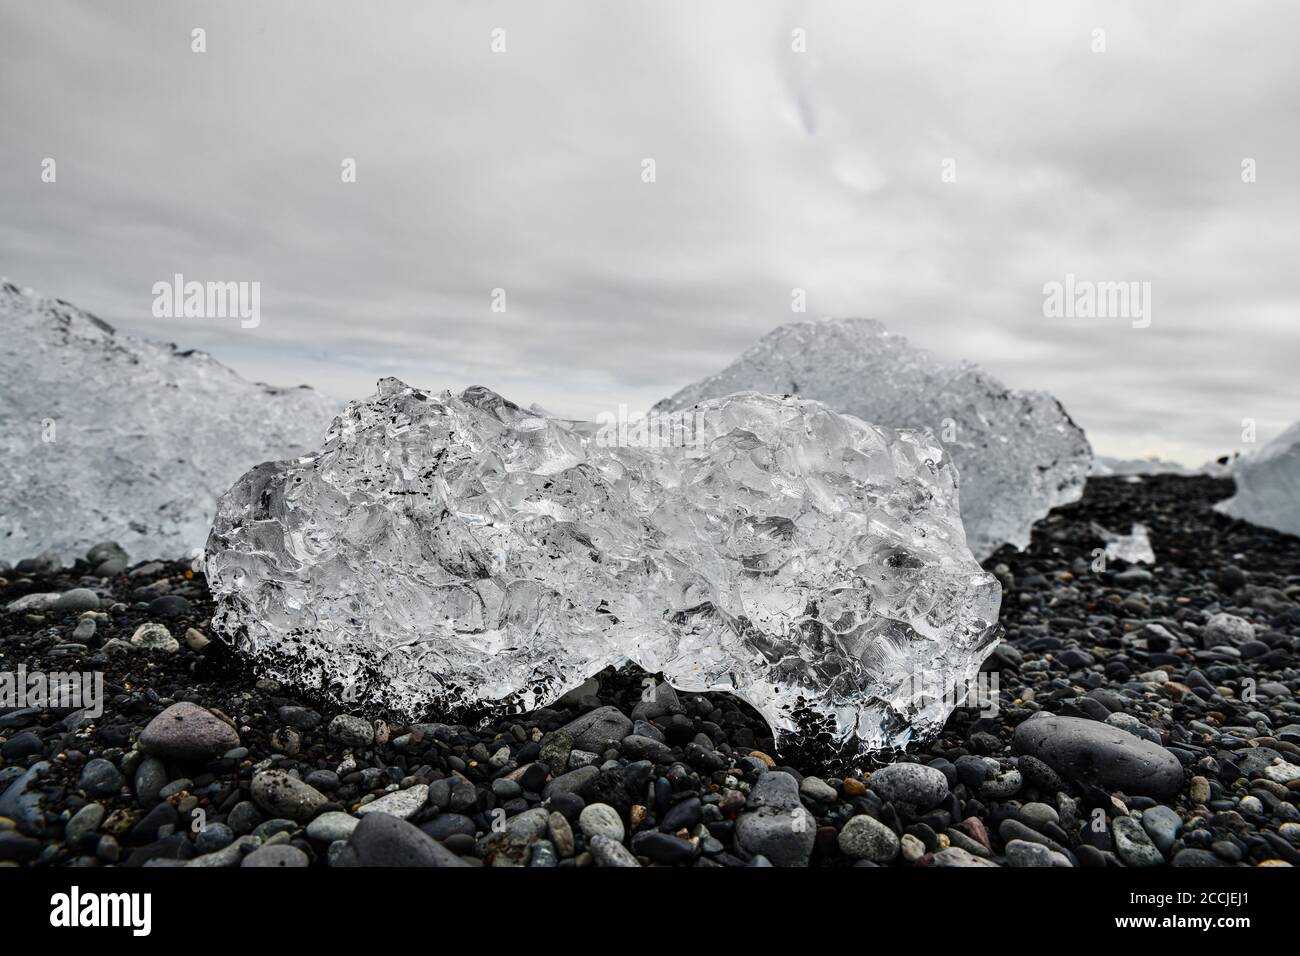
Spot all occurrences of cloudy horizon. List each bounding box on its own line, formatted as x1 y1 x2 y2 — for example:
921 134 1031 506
2 1 1296 465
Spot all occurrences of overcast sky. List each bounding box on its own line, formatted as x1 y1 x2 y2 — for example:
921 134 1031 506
1 0 1296 464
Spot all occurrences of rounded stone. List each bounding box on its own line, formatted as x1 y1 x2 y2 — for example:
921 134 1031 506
250 770 329 822
306 811 360 843
1200 612 1254 648
980 769 1023 800
799 776 838 803
588 833 641 867
194 822 234 854
147 594 192 619
241 844 309 867
1140 805 1182 855
130 622 179 653
355 784 429 821
559 707 633 753
54 588 100 612
420 813 477 841
336 813 470 867
838 813 900 862
867 762 950 813
900 832 926 863
1011 714 1184 800
138 702 240 761
79 759 124 797
735 804 815 867
630 830 696 864
65 802 106 847
85 542 128 566
328 714 375 748
1112 814 1165 866
578 802 625 843
1005 839 1071 867
1019 802 1059 831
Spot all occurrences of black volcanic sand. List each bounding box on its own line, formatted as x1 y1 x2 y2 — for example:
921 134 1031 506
1 474 1298 867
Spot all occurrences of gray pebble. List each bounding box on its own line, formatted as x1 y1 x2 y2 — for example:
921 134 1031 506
556 706 632 752
194 822 234 854
799 776 838 803
79 758 123 797
578 802 625 842
588 833 641 867
1113 815 1165 866
65 802 105 847
55 588 101 612
306 811 360 843
837 813 899 862
328 714 375 748
1005 839 1072 867
139 702 239 760
868 762 949 812
1140 805 1182 855
356 784 429 821
1012 714 1184 800
241 844 309 867
335 813 470 867
250 770 329 822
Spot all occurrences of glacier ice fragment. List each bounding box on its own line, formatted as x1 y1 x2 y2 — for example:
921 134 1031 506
653 319 1093 559
1215 421 1300 537
1093 522 1156 565
205 378 1002 750
0 282 336 562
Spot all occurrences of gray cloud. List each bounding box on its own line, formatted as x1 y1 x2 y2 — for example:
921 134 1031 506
1 0 1295 464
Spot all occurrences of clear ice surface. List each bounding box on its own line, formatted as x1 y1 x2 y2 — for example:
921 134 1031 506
0 282 337 563
206 378 1002 750
653 319 1093 560
1093 522 1156 565
1215 421 1300 537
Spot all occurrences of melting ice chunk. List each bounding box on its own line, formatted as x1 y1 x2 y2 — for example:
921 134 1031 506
1215 421 1300 537
0 281 336 563
1096 522 1156 565
653 318 1093 560
205 379 1002 750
